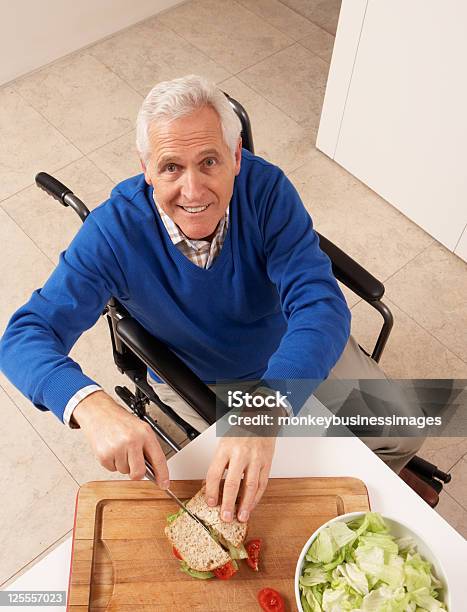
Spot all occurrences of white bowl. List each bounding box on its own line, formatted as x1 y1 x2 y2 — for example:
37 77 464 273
294 511 450 611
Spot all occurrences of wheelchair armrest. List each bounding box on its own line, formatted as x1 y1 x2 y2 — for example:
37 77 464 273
116 317 217 426
317 232 385 302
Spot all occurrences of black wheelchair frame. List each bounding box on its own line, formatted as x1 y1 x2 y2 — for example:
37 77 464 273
34 94 450 503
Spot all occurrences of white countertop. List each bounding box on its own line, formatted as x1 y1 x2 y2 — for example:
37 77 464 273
5 405 466 610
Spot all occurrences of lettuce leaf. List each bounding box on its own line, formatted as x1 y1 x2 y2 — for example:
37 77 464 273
179 561 214 579
166 508 185 524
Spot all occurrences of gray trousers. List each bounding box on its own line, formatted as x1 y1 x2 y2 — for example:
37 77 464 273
149 335 425 474
313 335 425 473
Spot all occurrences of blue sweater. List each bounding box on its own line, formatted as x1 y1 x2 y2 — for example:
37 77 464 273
0 151 350 420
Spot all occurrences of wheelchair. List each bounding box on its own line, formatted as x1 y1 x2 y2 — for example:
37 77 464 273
35 94 450 507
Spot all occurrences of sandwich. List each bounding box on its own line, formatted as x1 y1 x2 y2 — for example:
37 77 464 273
165 486 249 579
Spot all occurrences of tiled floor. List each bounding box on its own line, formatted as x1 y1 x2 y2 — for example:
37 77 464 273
1 0 466 587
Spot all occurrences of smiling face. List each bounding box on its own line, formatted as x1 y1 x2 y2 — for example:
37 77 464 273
142 105 242 240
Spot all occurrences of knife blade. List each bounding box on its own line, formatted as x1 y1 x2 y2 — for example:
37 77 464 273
144 459 217 540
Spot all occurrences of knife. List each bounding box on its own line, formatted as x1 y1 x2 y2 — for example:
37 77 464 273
144 459 216 540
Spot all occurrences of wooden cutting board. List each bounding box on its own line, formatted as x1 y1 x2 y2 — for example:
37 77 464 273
67 478 369 611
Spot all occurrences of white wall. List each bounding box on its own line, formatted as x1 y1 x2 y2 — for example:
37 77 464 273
317 0 467 262
0 0 183 86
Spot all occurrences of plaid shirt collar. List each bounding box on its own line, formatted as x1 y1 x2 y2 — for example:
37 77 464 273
154 197 229 269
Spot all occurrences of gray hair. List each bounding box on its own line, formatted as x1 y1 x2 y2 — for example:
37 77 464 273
136 74 242 164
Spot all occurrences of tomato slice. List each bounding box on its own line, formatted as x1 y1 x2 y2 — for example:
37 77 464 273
172 546 183 560
213 560 238 580
258 588 285 612
246 538 262 571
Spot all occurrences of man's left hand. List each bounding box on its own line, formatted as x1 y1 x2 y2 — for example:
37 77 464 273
205 436 276 523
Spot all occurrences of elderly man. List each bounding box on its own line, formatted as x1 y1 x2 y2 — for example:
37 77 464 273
0 75 422 524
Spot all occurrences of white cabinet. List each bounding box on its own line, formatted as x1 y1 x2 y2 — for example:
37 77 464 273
317 0 467 262
455 225 467 261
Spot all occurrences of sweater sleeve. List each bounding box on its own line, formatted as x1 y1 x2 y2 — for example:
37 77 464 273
260 170 351 414
0 214 122 423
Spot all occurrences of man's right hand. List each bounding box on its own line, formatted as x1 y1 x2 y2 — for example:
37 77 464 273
72 390 170 488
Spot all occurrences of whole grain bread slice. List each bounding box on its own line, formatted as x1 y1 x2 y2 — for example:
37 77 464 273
186 486 247 548
164 511 230 571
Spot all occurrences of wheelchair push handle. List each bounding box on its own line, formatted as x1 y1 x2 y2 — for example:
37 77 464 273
35 172 72 204
35 172 90 222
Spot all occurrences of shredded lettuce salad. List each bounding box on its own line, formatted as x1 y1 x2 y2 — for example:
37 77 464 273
299 512 447 611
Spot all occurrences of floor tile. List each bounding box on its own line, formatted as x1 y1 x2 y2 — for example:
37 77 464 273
14 54 143 154
418 438 467 474
298 22 336 62
0 316 183 486
299 114 321 147
88 130 142 185
0 321 130 487
292 146 362 191
435 491 467 539
88 17 230 98
0 208 54 333
238 43 329 124
157 0 292 73
0 530 72 589
279 0 342 35
2 158 115 262
385 242 467 363
0 386 78 584
219 76 317 173
236 0 326 41
445 456 467 509
289 151 434 281
337 283 361 309
0 87 81 202
350 298 467 378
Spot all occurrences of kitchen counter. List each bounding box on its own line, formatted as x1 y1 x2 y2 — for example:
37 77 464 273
5 398 466 610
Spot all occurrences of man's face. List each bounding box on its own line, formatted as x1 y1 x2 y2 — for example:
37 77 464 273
142 105 241 240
